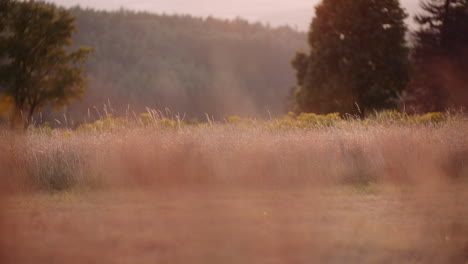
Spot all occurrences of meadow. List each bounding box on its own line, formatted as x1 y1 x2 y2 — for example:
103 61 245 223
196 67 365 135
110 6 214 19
0 112 467 263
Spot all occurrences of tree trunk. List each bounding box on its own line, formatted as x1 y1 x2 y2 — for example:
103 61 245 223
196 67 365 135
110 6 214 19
9 104 22 130
24 104 36 130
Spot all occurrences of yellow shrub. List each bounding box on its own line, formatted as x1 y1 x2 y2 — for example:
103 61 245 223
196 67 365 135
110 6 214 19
297 112 342 128
77 115 127 132
274 119 297 129
418 112 446 124
139 113 155 126
226 116 255 126
157 118 179 129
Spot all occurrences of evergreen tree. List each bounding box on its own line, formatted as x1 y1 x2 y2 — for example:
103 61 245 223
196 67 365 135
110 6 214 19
406 0 468 112
293 0 409 115
0 1 92 128
0 0 12 59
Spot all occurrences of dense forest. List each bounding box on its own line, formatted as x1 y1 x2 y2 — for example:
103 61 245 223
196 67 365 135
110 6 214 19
63 7 306 121
3 1 465 127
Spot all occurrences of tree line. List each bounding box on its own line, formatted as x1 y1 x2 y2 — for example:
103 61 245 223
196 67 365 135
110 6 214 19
292 0 468 115
0 0 467 128
0 1 307 127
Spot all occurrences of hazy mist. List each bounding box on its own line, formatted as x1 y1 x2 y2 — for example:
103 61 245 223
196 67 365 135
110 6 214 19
50 0 421 30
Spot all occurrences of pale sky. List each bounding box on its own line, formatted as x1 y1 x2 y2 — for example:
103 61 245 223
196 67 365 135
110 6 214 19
50 0 421 31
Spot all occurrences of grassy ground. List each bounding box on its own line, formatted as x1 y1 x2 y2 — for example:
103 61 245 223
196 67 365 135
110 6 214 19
1 186 468 264
0 116 467 263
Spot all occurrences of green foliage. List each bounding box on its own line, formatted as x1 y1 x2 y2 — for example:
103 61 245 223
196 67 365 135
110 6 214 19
293 0 409 115
0 1 92 128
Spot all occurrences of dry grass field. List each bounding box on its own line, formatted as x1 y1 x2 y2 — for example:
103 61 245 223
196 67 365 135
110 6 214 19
1 118 467 263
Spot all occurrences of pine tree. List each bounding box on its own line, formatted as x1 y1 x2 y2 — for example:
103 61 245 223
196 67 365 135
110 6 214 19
406 0 468 112
292 0 409 115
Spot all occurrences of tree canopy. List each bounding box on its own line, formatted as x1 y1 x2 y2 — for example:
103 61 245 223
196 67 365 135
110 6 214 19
0 0 91 128
293 0 410 115
406 0 468 112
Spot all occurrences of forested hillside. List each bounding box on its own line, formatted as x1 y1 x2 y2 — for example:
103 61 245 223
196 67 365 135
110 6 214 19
67 7 306 120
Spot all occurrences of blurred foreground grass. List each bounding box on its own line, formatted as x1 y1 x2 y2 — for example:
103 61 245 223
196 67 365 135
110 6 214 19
1 186 468 264
0 111 467 263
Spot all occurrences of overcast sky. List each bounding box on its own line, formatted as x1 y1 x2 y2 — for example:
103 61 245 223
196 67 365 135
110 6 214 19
49 0 421 31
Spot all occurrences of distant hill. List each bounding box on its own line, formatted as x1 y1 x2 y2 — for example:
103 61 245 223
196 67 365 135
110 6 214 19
51 0 422 31
65 7 307 120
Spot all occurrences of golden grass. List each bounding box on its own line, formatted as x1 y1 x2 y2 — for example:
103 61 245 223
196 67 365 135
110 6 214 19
1 120 467 190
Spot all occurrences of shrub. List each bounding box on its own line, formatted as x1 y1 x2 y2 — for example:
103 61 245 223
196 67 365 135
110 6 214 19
297 112 342 128
77 115 128 132
418 112 446 125
139 113 155 126
226 116 255 126
272 118 296 130
29 147 83 191
157 118 179 129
